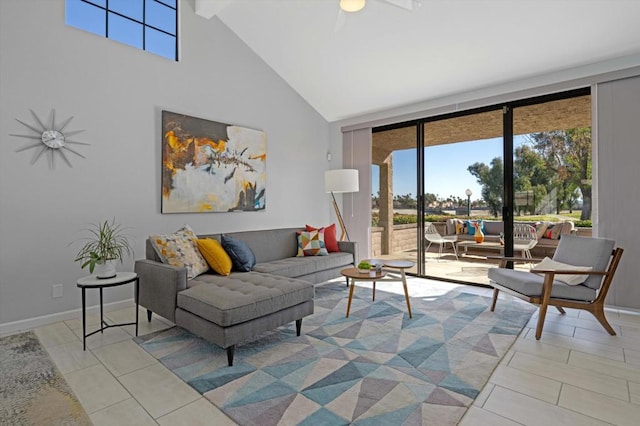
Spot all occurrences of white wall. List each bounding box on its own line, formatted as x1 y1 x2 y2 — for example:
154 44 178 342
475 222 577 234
0 0 332 327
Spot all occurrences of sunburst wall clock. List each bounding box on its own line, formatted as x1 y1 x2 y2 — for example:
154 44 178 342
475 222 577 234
10 109 89 168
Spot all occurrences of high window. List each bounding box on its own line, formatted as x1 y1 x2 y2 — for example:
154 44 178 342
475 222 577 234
65 0 178 61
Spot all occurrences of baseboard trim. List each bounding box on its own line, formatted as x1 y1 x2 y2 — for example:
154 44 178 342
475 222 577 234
0 299 135 336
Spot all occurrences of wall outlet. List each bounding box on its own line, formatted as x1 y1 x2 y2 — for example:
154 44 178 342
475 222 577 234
52 284 63 298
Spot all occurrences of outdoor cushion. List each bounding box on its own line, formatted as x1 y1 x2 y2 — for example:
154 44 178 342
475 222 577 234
466 219 484 235
488 268 596 301
483 220 504 235
536 222 549 239
177 272 314 327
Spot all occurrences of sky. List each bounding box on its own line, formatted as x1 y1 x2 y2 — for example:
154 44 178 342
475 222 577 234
372 136 528 203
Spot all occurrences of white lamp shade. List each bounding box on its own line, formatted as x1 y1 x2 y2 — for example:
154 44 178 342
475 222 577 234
340 0 366 12
325 169 359 193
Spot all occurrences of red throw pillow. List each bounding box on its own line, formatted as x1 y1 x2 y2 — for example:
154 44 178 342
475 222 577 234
306 224 339 252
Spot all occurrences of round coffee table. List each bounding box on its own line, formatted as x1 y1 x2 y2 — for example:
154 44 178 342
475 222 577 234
365 259 414 318
341 267 386 318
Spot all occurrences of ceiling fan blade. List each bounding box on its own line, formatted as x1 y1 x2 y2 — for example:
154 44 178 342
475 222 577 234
380 0 419 11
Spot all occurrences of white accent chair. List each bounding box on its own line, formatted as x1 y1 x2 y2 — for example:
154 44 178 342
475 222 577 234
425 222 458 260
513 223 538 260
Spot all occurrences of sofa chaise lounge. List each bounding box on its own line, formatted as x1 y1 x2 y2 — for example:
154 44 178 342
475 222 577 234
135 227 357 365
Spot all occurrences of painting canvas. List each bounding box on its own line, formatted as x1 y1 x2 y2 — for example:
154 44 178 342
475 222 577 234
161 111 266 213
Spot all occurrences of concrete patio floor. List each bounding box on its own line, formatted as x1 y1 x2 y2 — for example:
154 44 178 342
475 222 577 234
372 248 535 286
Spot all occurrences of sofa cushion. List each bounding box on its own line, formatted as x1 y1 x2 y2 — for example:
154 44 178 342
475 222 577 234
196 238 232 276
466 219 484 235
221 234 256 272
488 267 596 301
536 222 550 239
178 272 314 326
552 235 614 290
306 224 339 252
483 220 503 235
253 252 354 278
296 230 328 257
149 225 209 279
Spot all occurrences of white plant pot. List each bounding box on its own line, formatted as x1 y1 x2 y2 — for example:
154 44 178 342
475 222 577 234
95 260 117 279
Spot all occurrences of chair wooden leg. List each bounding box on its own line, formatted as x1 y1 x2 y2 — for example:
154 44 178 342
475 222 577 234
591 305 617 336
490 288 499 312
536 275 554 340
556 306 566 315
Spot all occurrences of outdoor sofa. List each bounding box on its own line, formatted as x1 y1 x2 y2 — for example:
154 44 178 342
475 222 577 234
443 219 576 256
135 227 357 366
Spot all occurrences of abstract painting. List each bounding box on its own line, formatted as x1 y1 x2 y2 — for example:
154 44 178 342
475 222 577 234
161 111 266 213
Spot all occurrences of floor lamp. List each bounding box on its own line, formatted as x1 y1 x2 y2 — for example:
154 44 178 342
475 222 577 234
325 169 359 241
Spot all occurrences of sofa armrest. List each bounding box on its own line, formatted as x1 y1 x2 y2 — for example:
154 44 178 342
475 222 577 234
134 259 187 323
337 240 358 265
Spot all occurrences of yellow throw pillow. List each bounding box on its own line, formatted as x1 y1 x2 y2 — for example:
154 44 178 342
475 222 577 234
197 238 232 276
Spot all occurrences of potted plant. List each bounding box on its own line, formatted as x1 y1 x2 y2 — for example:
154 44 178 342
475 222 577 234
357 260 371 274
73 218 133 279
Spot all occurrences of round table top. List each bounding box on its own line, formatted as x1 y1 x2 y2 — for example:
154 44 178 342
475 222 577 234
382 260 414 269
77 271 137 287
341 267 386 280
365 259 415 269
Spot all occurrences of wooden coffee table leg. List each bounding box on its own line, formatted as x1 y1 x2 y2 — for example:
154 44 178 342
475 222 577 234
346 279 356 317
401 270 412 318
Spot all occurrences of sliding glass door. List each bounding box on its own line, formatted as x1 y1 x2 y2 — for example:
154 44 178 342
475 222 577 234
370 88 591 285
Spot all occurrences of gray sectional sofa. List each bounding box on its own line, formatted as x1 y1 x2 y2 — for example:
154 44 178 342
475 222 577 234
134 227 357 365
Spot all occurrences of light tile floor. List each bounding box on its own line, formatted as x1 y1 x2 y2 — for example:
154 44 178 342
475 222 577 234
9 277 640 425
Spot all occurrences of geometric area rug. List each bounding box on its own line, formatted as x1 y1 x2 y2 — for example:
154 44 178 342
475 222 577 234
0 331 91 425
135 282 535 425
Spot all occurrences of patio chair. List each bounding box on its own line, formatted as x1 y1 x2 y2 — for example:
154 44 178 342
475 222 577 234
488 235 623 340
425 222 458 260
513 223 538 260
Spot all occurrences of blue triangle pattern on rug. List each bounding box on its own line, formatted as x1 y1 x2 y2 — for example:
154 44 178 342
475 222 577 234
299 407 349 426
134 282 535 425
353 403 420 425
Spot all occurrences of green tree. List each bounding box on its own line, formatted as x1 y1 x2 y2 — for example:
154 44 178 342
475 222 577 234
468 157 503 217
513 145 551 214
529 128 592 220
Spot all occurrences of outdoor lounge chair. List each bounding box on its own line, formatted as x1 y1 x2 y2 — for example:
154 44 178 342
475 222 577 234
425 222 458 260
513 223 538 260
488 234 623 340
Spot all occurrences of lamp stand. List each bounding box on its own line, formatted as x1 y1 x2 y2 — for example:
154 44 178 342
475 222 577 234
331 191 350 241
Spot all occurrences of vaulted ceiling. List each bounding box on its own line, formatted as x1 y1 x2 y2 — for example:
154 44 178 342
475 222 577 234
195 0 640 122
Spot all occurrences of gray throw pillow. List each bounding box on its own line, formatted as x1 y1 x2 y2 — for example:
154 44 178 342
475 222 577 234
221 234 256 272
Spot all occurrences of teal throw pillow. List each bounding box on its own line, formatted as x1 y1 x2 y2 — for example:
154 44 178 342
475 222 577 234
466 220 484 236
221 234 256 272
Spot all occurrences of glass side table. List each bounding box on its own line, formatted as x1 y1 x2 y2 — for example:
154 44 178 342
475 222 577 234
76 272 139 350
